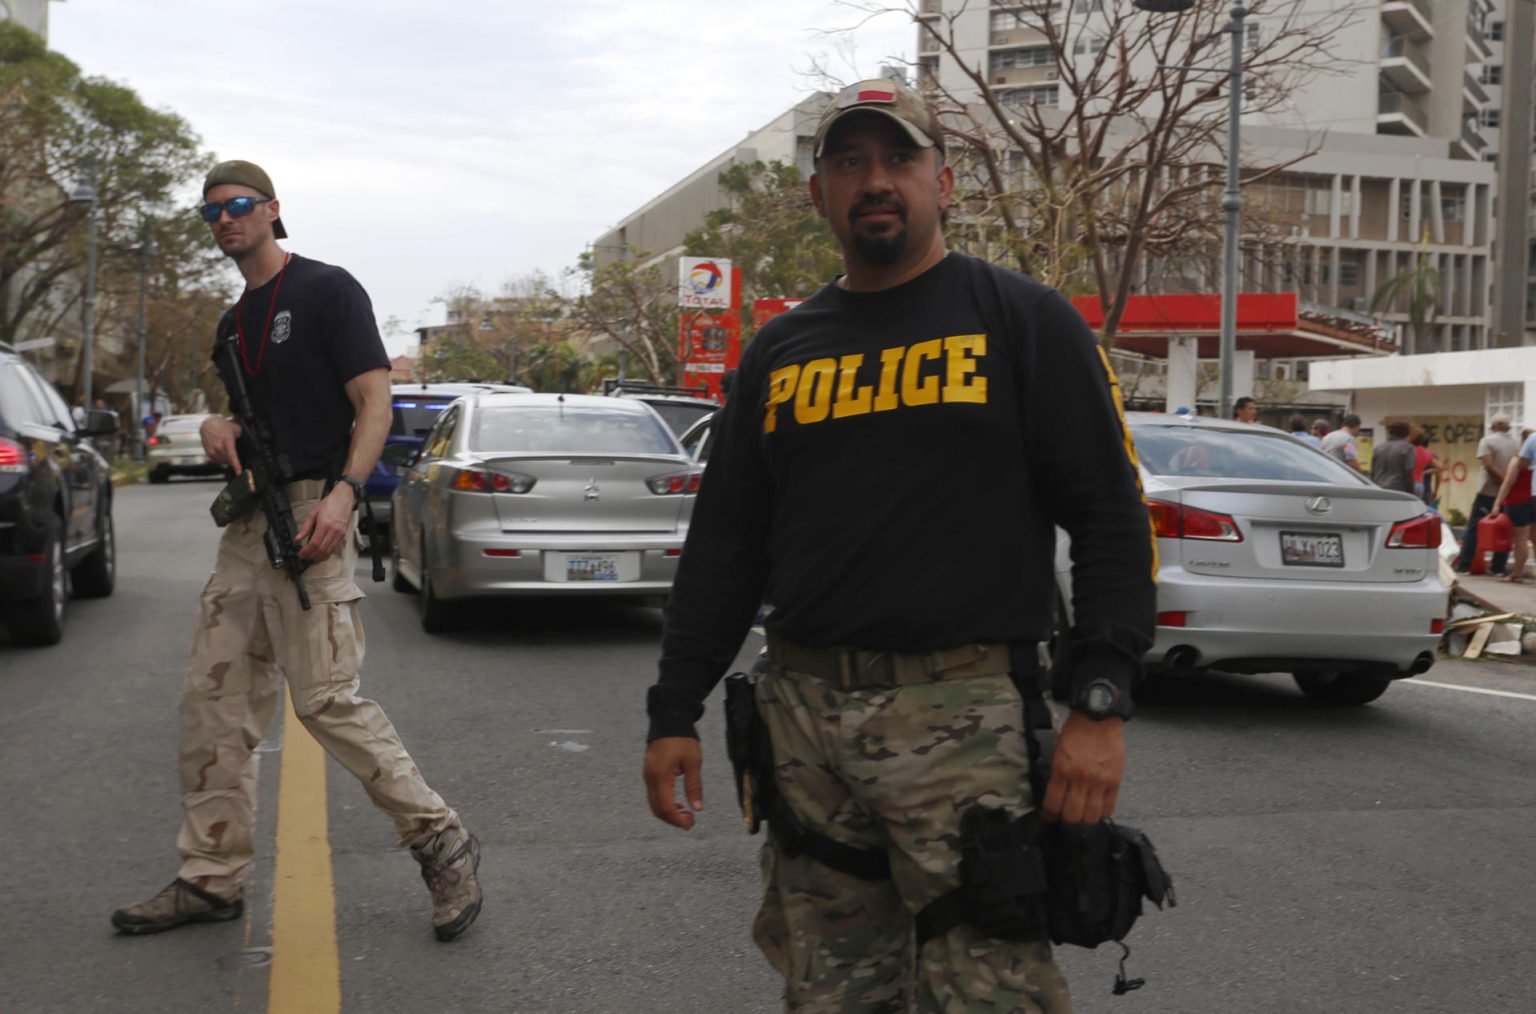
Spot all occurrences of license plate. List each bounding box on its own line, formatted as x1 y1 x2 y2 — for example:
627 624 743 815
566 554 622 581
1280 531 1344 568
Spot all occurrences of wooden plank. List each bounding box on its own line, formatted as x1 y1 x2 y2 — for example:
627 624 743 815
1446 612 1518 630
1463 622 1495 660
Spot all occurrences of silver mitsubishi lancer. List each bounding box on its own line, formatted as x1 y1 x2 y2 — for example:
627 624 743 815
389 392 699 632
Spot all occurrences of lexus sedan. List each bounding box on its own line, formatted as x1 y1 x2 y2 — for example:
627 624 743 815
1057 413 1445 705
146 414 219 482
390 392 698 631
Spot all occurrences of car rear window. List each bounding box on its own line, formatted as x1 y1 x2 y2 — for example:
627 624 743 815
392 399 457 437
473 406 679 455
1133 425 1364 483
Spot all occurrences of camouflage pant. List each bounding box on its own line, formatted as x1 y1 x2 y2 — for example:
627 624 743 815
752 666 1073 1014
177 489 456 894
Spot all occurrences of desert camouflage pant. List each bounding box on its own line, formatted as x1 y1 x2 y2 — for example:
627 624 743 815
752 666 1072 1014
177 487 456 895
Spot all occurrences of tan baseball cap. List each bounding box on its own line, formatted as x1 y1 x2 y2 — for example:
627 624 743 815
202 160 287 239
812 79 943 159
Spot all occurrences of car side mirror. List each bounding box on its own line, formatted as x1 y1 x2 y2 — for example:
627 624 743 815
84 409 119 437
379 442 419 469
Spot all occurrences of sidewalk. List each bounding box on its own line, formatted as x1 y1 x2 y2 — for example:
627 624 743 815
1451 570 1536 618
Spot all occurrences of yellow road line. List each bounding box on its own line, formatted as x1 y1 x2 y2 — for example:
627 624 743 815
268 686 341 1014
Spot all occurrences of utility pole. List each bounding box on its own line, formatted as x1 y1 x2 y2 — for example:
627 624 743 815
135 219 157 461
68 158 100 409
1493 0 1535 347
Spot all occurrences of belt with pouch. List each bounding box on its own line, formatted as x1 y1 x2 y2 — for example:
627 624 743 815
764 633 1013 692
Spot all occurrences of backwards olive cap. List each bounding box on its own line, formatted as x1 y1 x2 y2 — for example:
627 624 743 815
812 79 943 159
202 159 287 239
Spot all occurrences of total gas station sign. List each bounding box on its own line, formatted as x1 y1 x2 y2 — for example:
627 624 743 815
678 257 733 309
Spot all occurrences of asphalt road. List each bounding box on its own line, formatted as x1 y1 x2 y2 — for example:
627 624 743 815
2 480 1533 1013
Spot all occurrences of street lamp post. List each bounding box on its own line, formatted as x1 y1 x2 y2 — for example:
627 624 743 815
67 158 100 412
1136 0 1246 419
134 219 157 462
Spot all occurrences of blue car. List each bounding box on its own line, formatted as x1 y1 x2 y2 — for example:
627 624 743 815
367 382 530 544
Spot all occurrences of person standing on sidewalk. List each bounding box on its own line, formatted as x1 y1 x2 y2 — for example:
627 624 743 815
112 161 483 941
1491 426 1536 584
641 81 1156 1011
1453 413 1517 574
1322 414 1365 472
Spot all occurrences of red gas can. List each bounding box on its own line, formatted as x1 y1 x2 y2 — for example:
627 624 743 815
1478 512 1514 554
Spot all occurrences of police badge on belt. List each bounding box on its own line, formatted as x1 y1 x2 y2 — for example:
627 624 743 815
210 470 260 527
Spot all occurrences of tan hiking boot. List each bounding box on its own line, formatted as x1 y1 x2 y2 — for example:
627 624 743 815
411 825 483 941
112 879 243 935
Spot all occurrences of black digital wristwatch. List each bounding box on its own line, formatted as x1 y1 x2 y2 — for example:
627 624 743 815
1071 678 1133 721
336 474 366 511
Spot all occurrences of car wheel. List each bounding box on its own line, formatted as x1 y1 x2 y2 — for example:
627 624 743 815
71 507 116 598
11 516 67 646
148 466 168 484
418 538 454 634
391 536 413 593
1292 672 1392 706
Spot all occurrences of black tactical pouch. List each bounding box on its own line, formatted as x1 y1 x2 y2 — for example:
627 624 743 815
209 470 260 528
1045 819 1176 949
723 669 768 834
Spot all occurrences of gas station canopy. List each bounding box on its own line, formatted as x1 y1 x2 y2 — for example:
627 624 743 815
1070 293 1398 359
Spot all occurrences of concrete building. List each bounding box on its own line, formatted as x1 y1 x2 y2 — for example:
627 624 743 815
1 0 59 39
590 93 831 269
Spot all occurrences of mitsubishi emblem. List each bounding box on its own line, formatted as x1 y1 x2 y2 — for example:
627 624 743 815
584 478 600 502
1305 495 1332 515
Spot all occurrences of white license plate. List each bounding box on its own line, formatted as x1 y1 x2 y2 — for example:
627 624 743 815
547 552 639 583
1280 531 1344 568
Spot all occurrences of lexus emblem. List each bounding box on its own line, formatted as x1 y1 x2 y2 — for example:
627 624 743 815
1305 495 1332 515
584 479 600 502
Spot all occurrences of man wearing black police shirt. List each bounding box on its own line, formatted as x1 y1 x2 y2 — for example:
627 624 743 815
113 161 483 942
642 83 1156 1009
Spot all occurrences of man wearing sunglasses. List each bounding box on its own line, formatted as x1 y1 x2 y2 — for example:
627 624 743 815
113 160 484 943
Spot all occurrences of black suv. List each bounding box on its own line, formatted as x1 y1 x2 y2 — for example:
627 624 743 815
0 342 118 646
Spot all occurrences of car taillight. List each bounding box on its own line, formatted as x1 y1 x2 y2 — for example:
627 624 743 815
451 469 535 494
1148 499 1243 542
0 437 26 472
1386 513 1442 549
146 435 161 446
646 470 702 495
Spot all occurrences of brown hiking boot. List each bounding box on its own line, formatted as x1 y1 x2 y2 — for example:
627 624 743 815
411 825 483 941
112 879 243 935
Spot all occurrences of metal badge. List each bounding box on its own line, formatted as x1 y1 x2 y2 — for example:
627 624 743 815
1305 495 1333 515
584 479 600 501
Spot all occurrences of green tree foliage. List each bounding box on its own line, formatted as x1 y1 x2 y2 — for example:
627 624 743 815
567 250 679 384
1370 229 1440 355
682 161 841 337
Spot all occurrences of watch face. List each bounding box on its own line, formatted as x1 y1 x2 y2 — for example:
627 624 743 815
1086 683 1116 713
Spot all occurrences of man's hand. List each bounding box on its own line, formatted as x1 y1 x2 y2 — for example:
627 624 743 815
201 416 244 474
644 736 704 830
296 485 355 562
1041 711 1125 825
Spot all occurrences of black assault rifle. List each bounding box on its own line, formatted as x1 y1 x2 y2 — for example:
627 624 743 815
209 330 312 610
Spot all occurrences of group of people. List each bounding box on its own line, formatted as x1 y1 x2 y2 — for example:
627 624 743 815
1362 419 1447 506
1455 413 1536 583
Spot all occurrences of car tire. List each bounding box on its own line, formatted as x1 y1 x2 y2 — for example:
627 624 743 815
10 515 67 647
71 507 116 598
1292 672 1392 706
148 466 168 484
418 538 454 634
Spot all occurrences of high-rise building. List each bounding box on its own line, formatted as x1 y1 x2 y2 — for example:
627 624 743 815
916 1 1504 350
1 0 59 41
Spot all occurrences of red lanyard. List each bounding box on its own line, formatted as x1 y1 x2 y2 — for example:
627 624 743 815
235 253 292 377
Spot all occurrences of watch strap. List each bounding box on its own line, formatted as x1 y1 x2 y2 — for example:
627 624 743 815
337 474 366 510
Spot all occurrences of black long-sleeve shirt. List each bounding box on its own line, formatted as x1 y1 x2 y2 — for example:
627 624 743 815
647 253 1156 741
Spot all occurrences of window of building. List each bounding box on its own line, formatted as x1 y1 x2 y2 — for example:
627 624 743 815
1304 189 1332 216
1482 64 1502 86
991 10 1026 32
1073 0 1103 13
1245 22 1262 52
1479 108 1501 129
990 46 1055 71
1073 35 1105 56
1488 20 1504 42
997 85 1060 107
1488 383 1523 428
1441 193 1467 223
918 56 939 82
1338 261 1360 287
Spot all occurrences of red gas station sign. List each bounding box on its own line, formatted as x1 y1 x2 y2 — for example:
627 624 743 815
678 263 742 401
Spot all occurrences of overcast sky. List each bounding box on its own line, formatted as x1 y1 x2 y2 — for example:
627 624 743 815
48 1 914 356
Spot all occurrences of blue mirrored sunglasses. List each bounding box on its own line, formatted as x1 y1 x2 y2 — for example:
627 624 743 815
198 196 271 223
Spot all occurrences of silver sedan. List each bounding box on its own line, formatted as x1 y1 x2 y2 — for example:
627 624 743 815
390 392 699 631
146 414 219 482
1057 413 1446 705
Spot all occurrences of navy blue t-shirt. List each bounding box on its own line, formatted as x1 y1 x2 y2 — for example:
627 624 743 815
215 254 389 479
